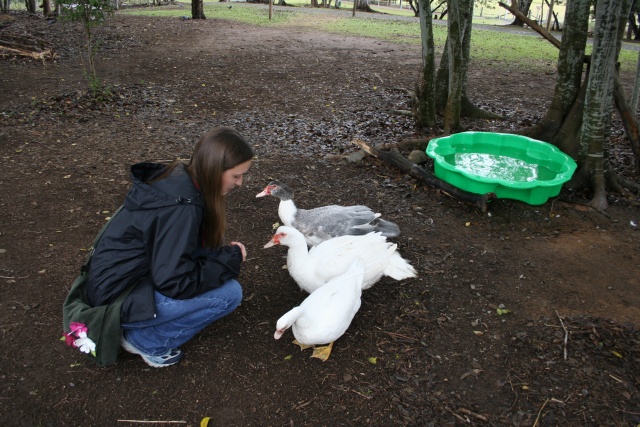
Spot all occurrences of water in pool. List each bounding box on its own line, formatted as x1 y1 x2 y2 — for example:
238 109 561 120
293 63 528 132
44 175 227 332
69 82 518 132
445 153 558 182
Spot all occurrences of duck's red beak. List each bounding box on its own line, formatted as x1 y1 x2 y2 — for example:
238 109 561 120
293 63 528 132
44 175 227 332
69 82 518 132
263 233 281 248
255 184 274 198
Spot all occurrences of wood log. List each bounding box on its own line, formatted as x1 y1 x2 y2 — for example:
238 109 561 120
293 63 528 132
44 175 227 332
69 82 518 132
352 139 496 212
0 46 56 61
379 137 431 152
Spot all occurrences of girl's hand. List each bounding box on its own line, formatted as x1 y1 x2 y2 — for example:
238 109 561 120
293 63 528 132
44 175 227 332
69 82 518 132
230 241 247 261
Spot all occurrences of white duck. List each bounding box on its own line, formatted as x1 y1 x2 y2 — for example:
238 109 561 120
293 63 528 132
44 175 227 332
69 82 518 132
256 180 400 247
274 258 365 361
264 225 416 294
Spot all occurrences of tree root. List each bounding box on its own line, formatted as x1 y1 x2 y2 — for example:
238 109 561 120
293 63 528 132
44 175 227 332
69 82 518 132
461 97 504 120
352 138 496 212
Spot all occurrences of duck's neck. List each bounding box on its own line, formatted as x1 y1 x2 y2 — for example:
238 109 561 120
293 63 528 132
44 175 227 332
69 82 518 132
279 306 304 329
285 237 314 283
278 200 297 226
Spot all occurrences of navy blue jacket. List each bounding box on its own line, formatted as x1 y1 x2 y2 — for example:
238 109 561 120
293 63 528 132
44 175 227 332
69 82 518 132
86 162 243 323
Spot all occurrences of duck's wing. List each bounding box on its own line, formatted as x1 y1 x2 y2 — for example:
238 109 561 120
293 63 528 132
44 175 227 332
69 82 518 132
309 233 390 285
293 205 380 244
294 261 365 345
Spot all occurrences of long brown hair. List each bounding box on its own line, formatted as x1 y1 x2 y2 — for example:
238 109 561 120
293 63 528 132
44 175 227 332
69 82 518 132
154 127 253 249
188 127 254 248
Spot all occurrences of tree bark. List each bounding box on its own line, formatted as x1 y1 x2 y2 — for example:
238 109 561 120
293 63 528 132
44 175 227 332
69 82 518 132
630 49 640 114
192 0 206 19
613 73 640 174
515 0 589 143
433 1 496 125
415 0 436 128
25 0 37 14
443 0 465 134
579 0 627 210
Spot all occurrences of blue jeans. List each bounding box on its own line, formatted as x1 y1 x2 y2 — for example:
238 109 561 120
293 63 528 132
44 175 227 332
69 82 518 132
121 279 242 356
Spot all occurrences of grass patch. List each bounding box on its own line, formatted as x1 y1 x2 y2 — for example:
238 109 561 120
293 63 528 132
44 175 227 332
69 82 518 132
121 2 302 25
121 3 636 72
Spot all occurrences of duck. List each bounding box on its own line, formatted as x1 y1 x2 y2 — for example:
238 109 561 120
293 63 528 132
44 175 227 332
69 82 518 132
274 258 365 361
264 225 416 294
256 180 400 247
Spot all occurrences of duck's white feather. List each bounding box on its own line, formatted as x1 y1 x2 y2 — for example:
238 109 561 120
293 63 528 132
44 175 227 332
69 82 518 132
265 225 416 294
274 259 365 346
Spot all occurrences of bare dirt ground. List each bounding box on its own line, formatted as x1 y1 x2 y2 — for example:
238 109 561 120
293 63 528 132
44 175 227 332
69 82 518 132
1 6 639 426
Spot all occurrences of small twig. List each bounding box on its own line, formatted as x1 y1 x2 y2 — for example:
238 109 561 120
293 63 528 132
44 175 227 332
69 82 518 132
116 421 186 424
608 374 624 383
52 395 68 408
384 331 417 341
332 385 373 400
532 398 550 427
445 407 468 423
293 399 312 410
458 407 488 422
555 309 569 360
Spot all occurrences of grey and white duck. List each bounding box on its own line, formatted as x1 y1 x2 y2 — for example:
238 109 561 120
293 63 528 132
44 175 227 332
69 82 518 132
256 180 400 247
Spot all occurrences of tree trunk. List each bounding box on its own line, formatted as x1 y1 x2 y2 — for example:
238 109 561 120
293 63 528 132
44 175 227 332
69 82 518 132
432 1 500 125
519 0 589 143
613 74 640 174
25 0 37 13
510 0 533 27
192 0 206 19
509 0 637 209
578 0 628 210
444 0 470 135
415 0 436 128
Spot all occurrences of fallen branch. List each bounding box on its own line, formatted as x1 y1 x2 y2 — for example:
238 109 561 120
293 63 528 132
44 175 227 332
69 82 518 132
445 407 468 423
0 46 56 61
374 137 433 152
352 138 496 212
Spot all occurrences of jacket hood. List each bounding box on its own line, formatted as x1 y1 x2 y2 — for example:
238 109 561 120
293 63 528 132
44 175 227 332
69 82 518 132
124 162 203 211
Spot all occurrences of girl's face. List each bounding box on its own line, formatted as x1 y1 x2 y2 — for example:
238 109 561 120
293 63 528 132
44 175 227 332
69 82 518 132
221 160 252 195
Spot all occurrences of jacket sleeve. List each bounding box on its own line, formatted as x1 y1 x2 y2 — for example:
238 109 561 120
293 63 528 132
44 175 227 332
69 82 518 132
146 204 243 300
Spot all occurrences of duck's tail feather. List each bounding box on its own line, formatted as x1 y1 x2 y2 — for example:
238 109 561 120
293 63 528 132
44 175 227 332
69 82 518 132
373 218 400 238
349 218 400 238
383 250 417 280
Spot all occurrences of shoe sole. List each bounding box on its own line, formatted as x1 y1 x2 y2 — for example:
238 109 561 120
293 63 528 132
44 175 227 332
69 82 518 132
120 337 182 368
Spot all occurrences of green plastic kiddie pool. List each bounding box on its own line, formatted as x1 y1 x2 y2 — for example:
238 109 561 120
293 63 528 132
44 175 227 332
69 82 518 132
426 132 578 205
